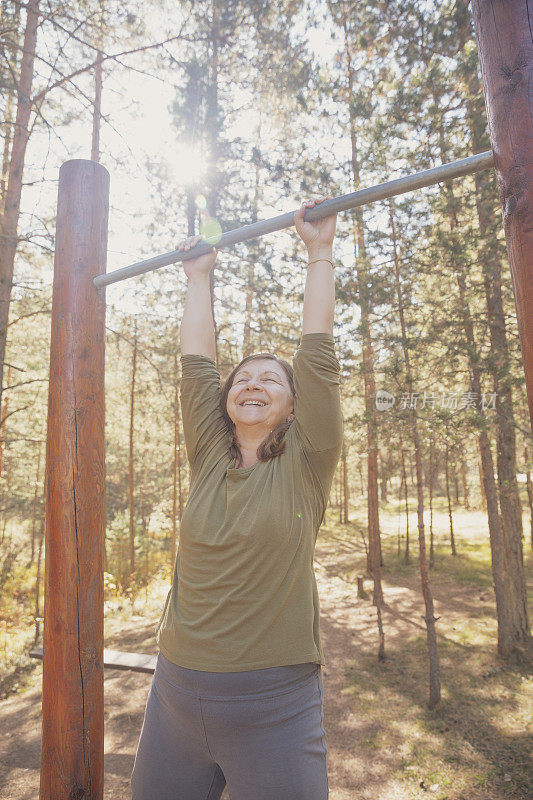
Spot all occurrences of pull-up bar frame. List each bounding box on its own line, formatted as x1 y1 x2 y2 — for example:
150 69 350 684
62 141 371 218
94 149 494 288
40 2 533 796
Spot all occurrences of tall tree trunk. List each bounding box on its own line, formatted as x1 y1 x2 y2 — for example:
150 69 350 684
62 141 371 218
243 111 262 357
478 453 487 511
390 202 441 706
91 50 103 162
33 506 44 645
339 467 345 523
456 242 512 655
524 446 533 550
0 362 10 541
1 429 12 545
0 364 11 480
429 436 435 568
438 126 515 657
444 441 457 556
471 0 532 658
128 319 138 579
90 1 105 162
29 438 42 566
205 0 221 369
171 352 180 568
342 441 349 524
342 14 382 607
461 458 470 510
1 90 16 212
464 65 529 657
400 434 409 562
0 0 40 411
380 448 388 503
452 462 460 505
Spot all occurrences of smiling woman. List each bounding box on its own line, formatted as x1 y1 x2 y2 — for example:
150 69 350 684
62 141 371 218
221 355 296 468
132 197 342 800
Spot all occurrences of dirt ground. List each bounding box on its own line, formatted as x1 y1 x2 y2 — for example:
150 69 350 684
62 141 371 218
0 525 531 800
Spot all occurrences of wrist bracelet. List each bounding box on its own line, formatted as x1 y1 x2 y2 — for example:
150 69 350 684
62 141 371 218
307 257 334 269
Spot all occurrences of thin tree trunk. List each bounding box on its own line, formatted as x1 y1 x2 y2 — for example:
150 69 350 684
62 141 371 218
1 435 12 545
445 441 457 556
338 12 384 654
478 453 487 511
205 0 221 369
453 461 460 504
1 86 16 211
338 466 343 523
343 44 381 605
29 438 42 566
380 449 388 503
243 112 262 357
0 0 40 411
0 364 11 480
128 319 138 579
33 506 44 645
390 201 440 706
90 1 105 162
171 352 180 568
461 457 470 510
400 437 409 563
429 436 435 568
397 468 402 556
342 440 349 524
524 446 533 550
0 364 11 544
91 50 103 161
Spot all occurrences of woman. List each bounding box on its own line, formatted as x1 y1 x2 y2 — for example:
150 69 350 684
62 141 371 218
131 196 343 800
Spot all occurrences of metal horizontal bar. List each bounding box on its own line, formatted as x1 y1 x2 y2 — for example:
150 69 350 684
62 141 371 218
93 150 494 289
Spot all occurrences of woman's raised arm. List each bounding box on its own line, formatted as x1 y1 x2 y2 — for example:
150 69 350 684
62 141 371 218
294 197 337 337
179 235 217 360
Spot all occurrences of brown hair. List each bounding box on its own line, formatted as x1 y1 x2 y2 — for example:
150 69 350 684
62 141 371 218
220 353 295 468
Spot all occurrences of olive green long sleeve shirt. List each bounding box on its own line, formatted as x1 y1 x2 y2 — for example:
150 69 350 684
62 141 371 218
155 332 343 671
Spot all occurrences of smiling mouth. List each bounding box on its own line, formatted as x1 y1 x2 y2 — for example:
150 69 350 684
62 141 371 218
240 401 268 407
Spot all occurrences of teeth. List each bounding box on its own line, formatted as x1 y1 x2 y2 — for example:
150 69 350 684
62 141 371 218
242 401 265 406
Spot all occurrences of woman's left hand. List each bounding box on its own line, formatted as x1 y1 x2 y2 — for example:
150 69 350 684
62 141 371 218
294 196 337 257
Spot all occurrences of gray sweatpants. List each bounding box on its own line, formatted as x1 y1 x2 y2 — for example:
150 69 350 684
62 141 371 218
131 651 329 800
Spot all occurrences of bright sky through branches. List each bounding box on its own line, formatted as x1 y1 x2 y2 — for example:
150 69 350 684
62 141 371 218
19 2 346 319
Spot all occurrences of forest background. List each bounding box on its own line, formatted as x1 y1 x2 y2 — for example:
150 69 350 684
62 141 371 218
0 0 532 796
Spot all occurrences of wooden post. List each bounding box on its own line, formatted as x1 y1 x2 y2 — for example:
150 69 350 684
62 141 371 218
40 160 109 800
471 0 533 432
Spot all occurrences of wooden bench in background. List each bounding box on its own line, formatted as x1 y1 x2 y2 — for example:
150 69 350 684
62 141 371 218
30 645 156 675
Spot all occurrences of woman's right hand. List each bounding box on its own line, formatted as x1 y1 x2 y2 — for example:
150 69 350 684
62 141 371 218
178 234 217 280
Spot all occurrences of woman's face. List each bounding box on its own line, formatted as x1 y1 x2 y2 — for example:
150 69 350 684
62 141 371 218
226 359 294 435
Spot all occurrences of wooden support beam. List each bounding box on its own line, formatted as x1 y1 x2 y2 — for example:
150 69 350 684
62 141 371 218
40 159 109 800
471 0 533 432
